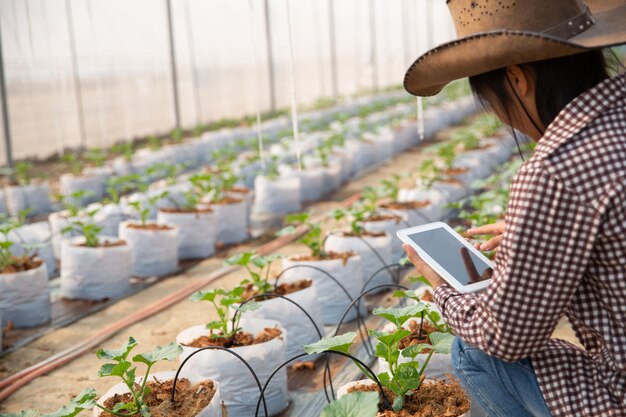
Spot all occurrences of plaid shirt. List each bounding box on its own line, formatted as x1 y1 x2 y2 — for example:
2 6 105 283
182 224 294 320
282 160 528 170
434 72 626 417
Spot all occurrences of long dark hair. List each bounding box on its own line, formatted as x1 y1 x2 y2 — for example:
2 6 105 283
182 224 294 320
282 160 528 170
469 50 621 129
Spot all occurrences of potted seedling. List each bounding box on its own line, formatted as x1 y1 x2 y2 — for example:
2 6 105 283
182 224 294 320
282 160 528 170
4 162 51 216
0 214 51 328
89 174 142 238
111 142 135 176
93 338 222 417
358 186 406 261
176 287 288 417
375 174 434 229
120 191 179 277
226 250 323 362
324 204 394 294
252 156 302 218
59 150 109 206
49 190 95 259
304 308 470 417
279 212 365 325
0 388 99 417
194 172 248 246
60 207 132 301
157 188 216 260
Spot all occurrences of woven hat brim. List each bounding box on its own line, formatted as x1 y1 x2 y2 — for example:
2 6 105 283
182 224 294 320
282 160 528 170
404 3 626 96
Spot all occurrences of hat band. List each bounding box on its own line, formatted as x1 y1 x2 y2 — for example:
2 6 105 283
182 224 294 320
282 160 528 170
542 5 595 39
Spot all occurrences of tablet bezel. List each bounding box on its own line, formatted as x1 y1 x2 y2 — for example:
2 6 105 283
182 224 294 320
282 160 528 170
397 221 494 293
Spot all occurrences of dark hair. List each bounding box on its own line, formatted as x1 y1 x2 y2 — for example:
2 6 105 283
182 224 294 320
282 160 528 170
469 49 620 128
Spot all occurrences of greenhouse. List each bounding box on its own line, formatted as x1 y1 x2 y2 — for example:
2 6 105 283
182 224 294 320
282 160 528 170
0 1 625 417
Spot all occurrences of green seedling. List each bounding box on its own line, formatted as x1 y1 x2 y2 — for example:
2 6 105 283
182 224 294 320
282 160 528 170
171 128 184 144
191 287 259 341
62 208 102 248
56 191 96 218
111 143 135 162
224 251 282 296
62 153 84 176
320 391 379 417
453 129 481 151
84 149 107 168
417 159 443 190
189 173 216 202
0 214 26 271
12 162 46 186
94 337 182 417
105 174 142 204
392 290 451 334
277 212 327 258
0 388 98 417
331 202 375 236
436 143 457 171
146 135 161 151
128 191 169 227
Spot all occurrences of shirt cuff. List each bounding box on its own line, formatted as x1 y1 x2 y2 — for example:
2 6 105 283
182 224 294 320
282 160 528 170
433 284 459 314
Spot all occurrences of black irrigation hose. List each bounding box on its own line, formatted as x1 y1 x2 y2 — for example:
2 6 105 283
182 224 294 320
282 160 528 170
254 351 391 417
172 345 269 417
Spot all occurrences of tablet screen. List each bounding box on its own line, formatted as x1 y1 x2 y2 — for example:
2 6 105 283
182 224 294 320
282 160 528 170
408 227 492 285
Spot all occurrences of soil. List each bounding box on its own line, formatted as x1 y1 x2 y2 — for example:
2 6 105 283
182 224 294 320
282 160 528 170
210 196 242 205
380 201 431 210
438 178 463 186
242 279 312 301
365 215 402 223
462 143 493 152
186 327 282 349
0 256 42 274
77 240 127 248
99 377 216 417
341 231 386 238
398 320 438 351
230 186 251 194
159 208 213 214
420 290 433 303
289 251 357 265
292 361 316 371
127 223 174 231
348 378 470 417
443 168 469 176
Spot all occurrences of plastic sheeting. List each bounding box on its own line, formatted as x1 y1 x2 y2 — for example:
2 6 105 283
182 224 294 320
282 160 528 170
156 209 216 260
118 221 179 277
60 236 132 300
281 254 365 325
0 262 50 328
94 371 222 417
177 318 288 417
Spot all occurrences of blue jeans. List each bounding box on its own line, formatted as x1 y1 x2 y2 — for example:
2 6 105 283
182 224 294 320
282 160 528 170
452 337 553 417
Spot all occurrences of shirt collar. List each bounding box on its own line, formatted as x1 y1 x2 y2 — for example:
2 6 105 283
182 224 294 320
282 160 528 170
534 72 626 158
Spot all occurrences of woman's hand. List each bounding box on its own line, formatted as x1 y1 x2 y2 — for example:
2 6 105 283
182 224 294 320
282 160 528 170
402 244 447 289
466 221 506 251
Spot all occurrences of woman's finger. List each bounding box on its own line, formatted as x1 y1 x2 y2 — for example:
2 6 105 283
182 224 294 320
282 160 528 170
466 221 506 237
480 235 503 251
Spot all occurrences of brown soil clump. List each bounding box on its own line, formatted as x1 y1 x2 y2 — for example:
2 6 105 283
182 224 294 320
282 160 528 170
78 239 127 248
365 215 402 223
381 201 431 210
160 208 213 214
0 256 42 274
230 186 250 194
341 231 386 238
127 223 174 231
398 320 438 351
348 378 470 417
444 168 470 176
100 377 216 417
438 178 463 186
186 327 282 349
290 251 356 265
292 361 316 371
209 196 242 205
242 279 312 301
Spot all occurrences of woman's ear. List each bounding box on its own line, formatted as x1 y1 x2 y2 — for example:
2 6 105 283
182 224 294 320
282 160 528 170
506 65 530 97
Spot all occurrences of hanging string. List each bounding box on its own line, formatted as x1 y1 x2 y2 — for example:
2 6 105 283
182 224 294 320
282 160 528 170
248 0 266 171
285 0 302 171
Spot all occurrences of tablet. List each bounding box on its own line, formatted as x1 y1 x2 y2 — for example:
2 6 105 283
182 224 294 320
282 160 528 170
397 222 494 293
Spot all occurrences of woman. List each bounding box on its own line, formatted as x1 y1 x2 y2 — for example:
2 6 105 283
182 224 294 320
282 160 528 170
402 1 626 416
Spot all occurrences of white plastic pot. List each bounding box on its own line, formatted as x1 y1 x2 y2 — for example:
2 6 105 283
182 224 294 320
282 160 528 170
177 318 288 417
378 203 432 230
322 163 342 195
93 371 222 417
398 187 449 221
60 236 132 300
294 168 325 202
226 187 254 227
281 254 365 325
252 176 301 216
0 261 50 328
59 172 106 206
9 221 56 278
5 182 52 216
207 198 248 245
362 216 405 261
119 221 179 277
157 209 216 260
324 232 394 294
88 202 137 238
231 279 323 362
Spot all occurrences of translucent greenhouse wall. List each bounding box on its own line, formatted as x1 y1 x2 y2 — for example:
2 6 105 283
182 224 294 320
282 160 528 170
0 0 455 161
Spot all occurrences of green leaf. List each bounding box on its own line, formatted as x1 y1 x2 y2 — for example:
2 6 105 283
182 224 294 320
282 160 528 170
401 343 433 359
98 360 131 377
42 388 98 417
429 332 456 354
284 212 309 225
275 225 297 237
224 251 255 267
320 391 379 417
0 411 41 417
190 289 223 303
236 301 261 313
96 337 138 361
303 332 356 355
373 304 427 328
407 275 432 287
369 329 410 348
132 343 182 366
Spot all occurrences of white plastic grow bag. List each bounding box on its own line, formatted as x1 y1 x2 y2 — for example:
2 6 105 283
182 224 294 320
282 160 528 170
281 254 365 325
89 203 137 238
207 199 248 245
337 379 470 417
10 221 56 277
177 318 288 417
93 371 222 417
252 176 301 216
362 217 405 261
119 221 179 277
321 163 342 195
59 172 107 206
231 279 323 362
378 203 432 230
226 187 254 227
61 236 132 300
398 187 449 221
157 209 216 260
324 233 394 294
0 261 50 328
5 182 52 216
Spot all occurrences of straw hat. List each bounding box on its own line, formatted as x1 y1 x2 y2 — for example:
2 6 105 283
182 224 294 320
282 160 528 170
404 0 626 96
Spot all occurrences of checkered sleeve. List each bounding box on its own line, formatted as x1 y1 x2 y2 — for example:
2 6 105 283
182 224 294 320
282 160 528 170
433 165 601 361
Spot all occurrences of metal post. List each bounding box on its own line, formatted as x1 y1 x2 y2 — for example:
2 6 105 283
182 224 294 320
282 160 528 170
65 0 87 149
368 0 378 92
165 0 181 129
263 0 277 111
0 16 13 169
327 0 338 99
